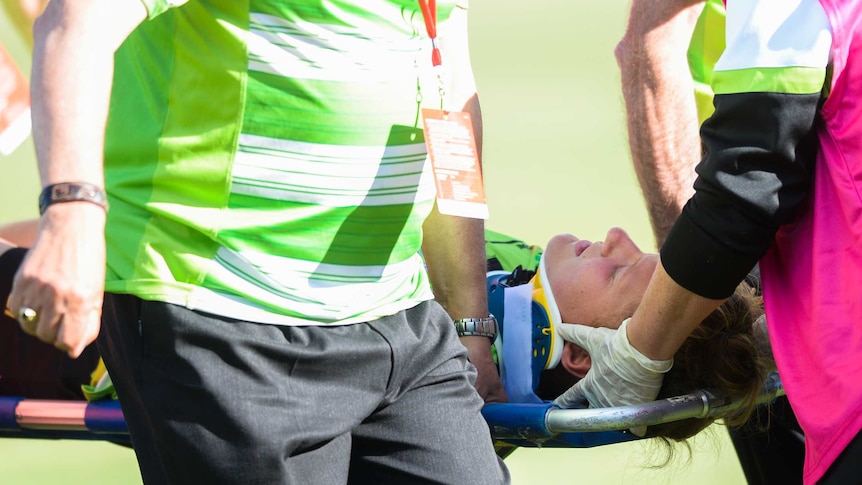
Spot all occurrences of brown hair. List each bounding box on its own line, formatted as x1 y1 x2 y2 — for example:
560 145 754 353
647 281 770 444
533 279 772 455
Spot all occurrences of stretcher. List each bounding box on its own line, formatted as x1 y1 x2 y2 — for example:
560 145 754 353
0 371 784 449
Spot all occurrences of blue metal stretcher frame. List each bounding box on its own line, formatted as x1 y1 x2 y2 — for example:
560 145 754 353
0 372 784 449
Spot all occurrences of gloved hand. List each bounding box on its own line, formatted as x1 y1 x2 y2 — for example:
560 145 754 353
553 318 673 424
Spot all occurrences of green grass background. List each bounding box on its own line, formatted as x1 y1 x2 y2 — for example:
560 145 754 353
0 1 747 483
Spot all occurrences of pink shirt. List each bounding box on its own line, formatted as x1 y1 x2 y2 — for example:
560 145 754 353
760 1 862 482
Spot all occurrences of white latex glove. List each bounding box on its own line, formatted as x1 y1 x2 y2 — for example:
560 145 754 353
554 318 673 420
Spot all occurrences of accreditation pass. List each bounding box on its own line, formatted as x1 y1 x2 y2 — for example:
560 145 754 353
421 108 489 220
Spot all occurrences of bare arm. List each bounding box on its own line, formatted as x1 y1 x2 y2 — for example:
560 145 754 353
627 261 722 361
0 239 14 256
6 0 146 357
421 6 506 403
0 219 39 247
616 0 705 247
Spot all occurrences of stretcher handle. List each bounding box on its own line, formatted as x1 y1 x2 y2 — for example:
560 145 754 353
547 371 784 433
0 397 126 434
484 372 783 439
0 373 783 440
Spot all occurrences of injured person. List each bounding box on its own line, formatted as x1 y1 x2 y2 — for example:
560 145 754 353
0 224 772 442
485 227 773 441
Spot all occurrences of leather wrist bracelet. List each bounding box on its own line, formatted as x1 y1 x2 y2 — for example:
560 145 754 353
453 314 498 340
39 182 109 215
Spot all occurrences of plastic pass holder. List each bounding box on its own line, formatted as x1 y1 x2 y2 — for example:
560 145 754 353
421 108 489 219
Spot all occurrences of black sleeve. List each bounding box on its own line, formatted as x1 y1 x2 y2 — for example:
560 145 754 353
660 91 821 299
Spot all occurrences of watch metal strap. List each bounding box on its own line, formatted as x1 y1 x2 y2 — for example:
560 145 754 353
39 182 109 215
453 314 498 339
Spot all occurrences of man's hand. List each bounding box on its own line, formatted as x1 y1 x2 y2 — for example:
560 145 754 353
460 335 507 403
7 203 105 358
553 319 672 410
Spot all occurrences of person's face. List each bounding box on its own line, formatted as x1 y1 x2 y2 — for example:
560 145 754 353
543 227 658 329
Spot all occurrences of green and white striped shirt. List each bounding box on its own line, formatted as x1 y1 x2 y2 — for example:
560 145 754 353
104 0 463 325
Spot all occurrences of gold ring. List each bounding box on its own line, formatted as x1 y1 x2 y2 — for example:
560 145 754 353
17 306 38 325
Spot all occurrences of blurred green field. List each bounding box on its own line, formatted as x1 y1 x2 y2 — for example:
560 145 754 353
0 1 746 483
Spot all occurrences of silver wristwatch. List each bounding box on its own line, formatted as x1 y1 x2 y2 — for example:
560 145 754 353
453 314 498 340
38 182 109 215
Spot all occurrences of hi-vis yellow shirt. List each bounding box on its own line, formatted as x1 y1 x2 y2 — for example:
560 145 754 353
104 1 466 325
687 0 726 124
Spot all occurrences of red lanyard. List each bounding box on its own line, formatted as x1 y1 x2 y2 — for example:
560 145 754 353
417 0 442 67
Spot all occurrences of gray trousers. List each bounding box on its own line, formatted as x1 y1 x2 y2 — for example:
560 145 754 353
98 295 509 485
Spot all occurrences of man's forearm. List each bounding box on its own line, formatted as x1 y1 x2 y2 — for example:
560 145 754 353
628 260 723 361
422 209 487 318
616 0 705 247
421 48 506 402
10 0 147 357
426 6 487 318
422 89 487 318
32 1 145 187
